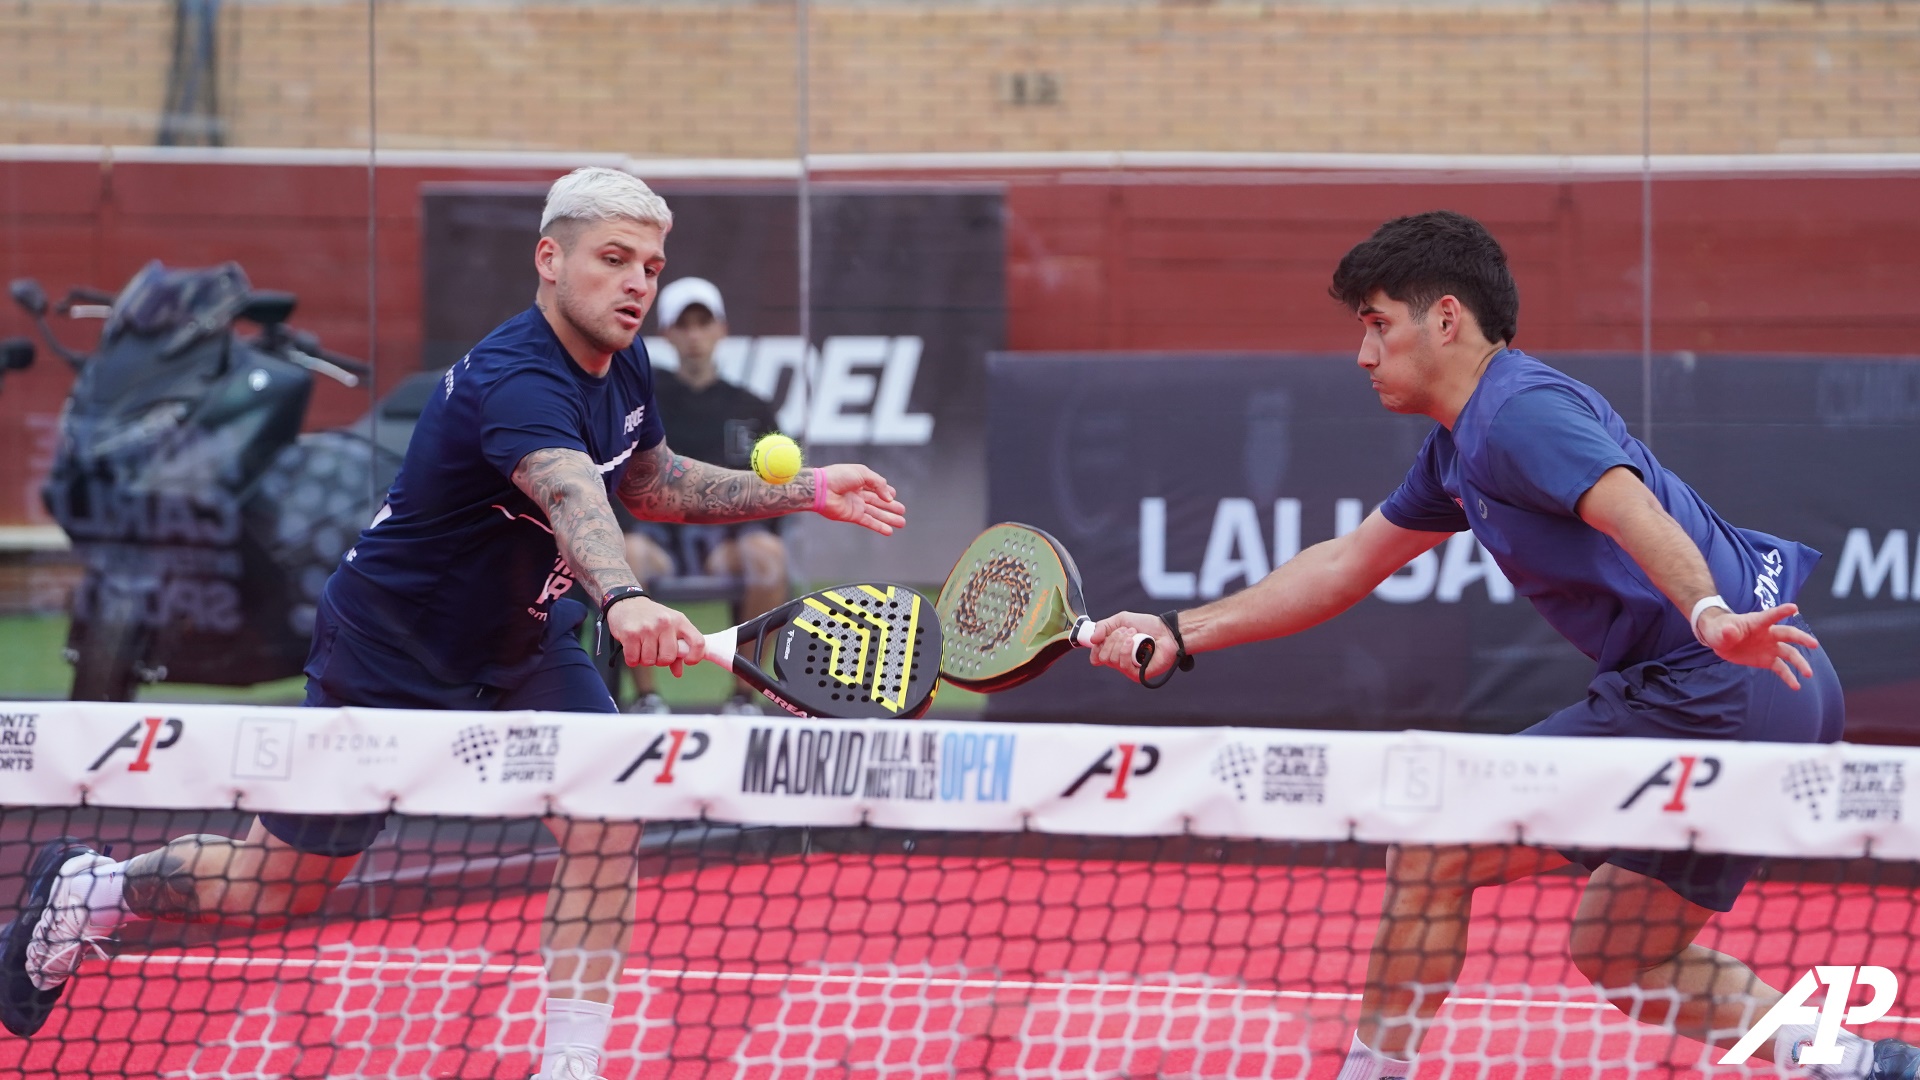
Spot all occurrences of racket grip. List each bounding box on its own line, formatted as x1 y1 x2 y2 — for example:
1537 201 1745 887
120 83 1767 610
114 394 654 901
1067 616 1157 666
677 626 737 668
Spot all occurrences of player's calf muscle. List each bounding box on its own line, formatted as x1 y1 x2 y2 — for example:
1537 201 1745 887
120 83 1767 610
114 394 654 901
123 836 232 922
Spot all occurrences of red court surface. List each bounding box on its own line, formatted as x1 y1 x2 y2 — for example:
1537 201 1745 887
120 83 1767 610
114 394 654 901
3 855 1915 1079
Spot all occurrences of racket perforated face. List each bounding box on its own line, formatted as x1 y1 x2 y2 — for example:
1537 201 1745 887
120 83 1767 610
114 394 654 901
761 584 942 719
936 523 1087 692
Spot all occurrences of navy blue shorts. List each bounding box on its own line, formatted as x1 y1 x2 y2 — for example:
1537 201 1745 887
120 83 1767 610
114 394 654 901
257 596 617 857
1518 634 1844 912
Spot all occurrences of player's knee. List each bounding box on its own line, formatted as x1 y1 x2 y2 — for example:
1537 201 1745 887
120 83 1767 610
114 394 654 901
625 533 672 583
1569 940 1625 987
1386 844 1468 889
737 531 787 586
1567 927 1665 988
552 817 644 857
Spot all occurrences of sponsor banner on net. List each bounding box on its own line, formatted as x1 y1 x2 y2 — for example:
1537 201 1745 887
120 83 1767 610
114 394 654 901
12 705 1920 858
3 701 289 811
712 719 1030 832
1026 727 1228 838
1192 736 1360 842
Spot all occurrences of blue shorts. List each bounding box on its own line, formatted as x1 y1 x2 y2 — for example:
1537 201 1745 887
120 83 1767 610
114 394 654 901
1519 634 1844 912
257 595 616 857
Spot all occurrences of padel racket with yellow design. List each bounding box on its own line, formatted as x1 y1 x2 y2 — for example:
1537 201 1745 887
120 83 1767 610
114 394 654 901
936 523 1152 693
695 583 943 719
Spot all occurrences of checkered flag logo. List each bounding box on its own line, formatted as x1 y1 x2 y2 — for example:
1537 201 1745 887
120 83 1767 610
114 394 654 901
452 724 501 781
1211 743 1259 802
1783 759 1836 821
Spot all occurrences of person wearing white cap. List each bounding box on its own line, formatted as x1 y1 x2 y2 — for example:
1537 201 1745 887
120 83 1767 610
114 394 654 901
618 277 789 715
0 170 908 1080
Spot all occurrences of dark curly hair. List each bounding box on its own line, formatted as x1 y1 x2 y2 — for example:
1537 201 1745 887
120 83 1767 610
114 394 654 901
1329 210 1519 345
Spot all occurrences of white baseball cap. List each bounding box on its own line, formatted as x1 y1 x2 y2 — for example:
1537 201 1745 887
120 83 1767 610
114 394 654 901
656 277 727 330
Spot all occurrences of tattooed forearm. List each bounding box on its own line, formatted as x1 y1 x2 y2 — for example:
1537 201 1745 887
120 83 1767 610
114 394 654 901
512 447 641 604
617 442 813 524
124 838 226 921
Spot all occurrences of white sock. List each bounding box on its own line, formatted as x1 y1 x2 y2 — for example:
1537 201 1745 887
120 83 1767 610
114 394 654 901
1336 1032 1416 1080
1775 1024 1874 1078
539 997 612 1077
57 856 132 939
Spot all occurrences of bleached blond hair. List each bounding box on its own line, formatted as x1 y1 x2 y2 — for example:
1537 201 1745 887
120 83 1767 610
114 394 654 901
539 167 672 241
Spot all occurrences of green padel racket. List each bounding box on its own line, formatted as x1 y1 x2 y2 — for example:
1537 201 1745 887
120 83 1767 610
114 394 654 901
660 583 943 719
936 523 1152 693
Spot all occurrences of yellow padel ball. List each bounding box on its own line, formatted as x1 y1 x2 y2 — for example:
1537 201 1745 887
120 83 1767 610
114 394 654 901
751 433 804 485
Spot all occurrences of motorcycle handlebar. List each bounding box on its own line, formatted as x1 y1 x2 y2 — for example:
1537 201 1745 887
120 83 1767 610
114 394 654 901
284 345 367 388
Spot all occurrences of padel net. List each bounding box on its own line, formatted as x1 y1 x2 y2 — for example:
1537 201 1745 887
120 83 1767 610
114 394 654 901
2 702 1918 1078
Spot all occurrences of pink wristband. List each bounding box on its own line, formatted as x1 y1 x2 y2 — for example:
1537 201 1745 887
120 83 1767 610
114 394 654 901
811 468 827 513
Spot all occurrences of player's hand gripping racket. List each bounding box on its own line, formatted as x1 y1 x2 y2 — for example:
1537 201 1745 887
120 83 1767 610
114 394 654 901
935 522 1154 692
652 583 943 719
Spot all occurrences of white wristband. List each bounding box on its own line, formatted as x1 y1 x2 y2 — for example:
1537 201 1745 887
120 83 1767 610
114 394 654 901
1689 594 1731 641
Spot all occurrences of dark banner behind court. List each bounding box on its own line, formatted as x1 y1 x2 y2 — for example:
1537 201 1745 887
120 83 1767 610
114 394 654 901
986 352 1920 740
421 183 1005 586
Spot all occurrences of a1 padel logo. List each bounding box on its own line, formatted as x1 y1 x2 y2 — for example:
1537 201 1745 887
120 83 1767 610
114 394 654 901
1721 966 1900 1065
1619 755 1721 812
1064 743 1159 799
89 717 185 772
616 729 711 784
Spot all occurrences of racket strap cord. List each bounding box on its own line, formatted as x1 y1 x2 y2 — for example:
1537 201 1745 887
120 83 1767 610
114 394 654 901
1141 610 1196 689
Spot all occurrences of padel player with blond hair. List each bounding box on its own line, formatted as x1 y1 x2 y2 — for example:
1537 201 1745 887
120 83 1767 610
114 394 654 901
0 167 907 1079
1088 211 1917 1079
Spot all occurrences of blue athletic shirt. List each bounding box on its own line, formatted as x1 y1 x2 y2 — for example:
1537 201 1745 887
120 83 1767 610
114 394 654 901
324 306 666 687
1379 349 1820 673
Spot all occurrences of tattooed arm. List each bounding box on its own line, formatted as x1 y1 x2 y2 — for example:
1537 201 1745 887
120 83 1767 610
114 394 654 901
512 446 704 670
616 442 809 524
512 446 642 606
617 442 907 535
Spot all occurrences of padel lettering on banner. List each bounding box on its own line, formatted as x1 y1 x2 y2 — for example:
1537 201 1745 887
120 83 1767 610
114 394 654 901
739 726 1015 803
1063 743 1160 800
1618 755 1723 812
647 335 934 446
616 729 711 785
87 716 186 772
1722 967 1902 1065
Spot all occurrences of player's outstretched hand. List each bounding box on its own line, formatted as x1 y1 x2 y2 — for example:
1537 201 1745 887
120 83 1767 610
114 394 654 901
1697 602 1819 689
1087 611 1177 685
609 596 704 677
814 463 907 536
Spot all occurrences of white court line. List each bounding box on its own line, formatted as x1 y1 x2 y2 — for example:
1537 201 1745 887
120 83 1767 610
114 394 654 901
100 953 1920 1023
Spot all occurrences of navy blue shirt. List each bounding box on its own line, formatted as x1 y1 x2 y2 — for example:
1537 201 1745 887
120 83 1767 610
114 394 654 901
1380 350 1820 673
325 306 666 686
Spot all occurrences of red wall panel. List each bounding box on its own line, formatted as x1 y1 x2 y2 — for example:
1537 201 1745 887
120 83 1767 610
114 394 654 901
3 159 1917 528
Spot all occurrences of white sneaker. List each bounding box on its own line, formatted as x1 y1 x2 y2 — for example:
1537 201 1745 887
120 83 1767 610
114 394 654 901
718 694 765 716
625 692 671 716
26 851 115 992
530 1047 605 1080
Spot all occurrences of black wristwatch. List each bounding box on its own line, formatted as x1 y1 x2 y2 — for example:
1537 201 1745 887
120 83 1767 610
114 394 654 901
595 585 649 657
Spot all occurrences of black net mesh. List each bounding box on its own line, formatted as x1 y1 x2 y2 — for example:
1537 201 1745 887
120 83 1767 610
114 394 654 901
3 801 1918 1078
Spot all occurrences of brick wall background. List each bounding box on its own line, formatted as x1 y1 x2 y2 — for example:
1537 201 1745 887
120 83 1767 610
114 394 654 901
1 0 1915 155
